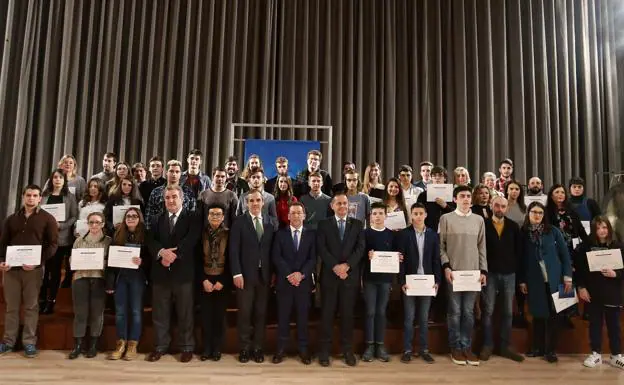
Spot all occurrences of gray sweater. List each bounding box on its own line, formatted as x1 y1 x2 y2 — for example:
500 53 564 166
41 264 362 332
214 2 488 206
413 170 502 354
198 187 239 228
300 192 331 230
439 210 487 273
347 192 371 225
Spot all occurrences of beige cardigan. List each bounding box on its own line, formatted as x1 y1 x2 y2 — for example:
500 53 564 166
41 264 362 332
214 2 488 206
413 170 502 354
71 233 111 280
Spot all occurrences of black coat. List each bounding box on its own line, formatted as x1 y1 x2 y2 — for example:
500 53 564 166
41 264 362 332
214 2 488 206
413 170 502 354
574 241 624 306
228 212 275 286
484 217 523 275
316 216 365 285
272 227 316 288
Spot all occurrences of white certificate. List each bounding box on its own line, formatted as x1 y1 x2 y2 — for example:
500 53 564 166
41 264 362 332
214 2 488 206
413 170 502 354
369 196 382 204
581 221 591 236
370 251 400 273
524 195 548 206
70 248 104 271
69 186 76 195
573 237 581 249
108 246 140 269
75 220 89 237
586 249 624 272
405 195 418 210
5 245 42 266
405 274 437 296
384 211 407 230
112 205 141 225
551 289 578 313
41 203 66 222
426 184 454 202
452 270 482 292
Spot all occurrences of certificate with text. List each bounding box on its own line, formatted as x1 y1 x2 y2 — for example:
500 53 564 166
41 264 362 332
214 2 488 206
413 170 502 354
451 270 481 292
370 251 400 273
586 249 624 272
71 248 104 271
108 246 141 269
112 205 141 225
5 245 42 266
405 274 437 296
384 211 407 230
41 203 66 222
426 184 453 202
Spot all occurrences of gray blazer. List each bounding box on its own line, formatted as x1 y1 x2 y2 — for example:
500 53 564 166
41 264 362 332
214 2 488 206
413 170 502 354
43 193 79 246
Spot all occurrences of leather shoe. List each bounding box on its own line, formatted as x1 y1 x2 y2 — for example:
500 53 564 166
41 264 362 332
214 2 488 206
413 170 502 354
319 357 330 367
180 351 193 363
239 350 250 363
211 351 222 361
300 352 312 365
147 350 166 362
272 352 284 364
525 349 544 358
344 352 357 366
253 349 264 363
200 353 210 361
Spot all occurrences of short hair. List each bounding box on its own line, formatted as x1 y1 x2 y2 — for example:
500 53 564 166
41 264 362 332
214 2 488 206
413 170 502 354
86 211 106 223
308 172 322 180
163 184 183 197
205 202 227 214
226 155 238 163
419 161 434 168
454 166 471 185
246 189 264 201
482 171 497 180
344 168 358 176
410 202 427 212
249 166 264 176
568 176 585 188
331 190 348 203
132 162 146 171
398 165 413 174
188 149 202 158
499 158 514 167
212 166 226 176
431 166 447 178
166 159 183 169
104 152 118 162
22 184 42 195
453 185 472 197
275 156 288 164
148 156 164 165
371 202 387 212
490 195 508 206
289 201 306 213
307 150 322 161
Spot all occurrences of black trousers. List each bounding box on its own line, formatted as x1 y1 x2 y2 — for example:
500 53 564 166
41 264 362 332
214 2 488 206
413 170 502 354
40 245 71 302
200 288 228 354
236 280 270 351
152 281 195 352
532 284 560 353
319 276 358 355
276 282 311 352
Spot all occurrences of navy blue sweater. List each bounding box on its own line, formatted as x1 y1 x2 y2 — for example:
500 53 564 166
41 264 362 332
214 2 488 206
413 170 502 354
363 227 397 283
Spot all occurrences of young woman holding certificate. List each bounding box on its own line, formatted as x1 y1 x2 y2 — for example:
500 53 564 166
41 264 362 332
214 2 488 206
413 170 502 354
518 202 573 364
68 212 111 359
103 176 144 235
105 207 148 361
40 168 79 314
382 178 409 230
574 216 624 369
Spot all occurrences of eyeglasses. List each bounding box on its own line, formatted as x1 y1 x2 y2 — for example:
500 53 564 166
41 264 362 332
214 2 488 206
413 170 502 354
125 215 140 219
88 221 103 225
208 213 224 217
529 211 544 216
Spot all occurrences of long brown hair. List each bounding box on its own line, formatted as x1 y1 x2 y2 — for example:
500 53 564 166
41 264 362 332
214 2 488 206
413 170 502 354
113 207 146 245
589 215 616 246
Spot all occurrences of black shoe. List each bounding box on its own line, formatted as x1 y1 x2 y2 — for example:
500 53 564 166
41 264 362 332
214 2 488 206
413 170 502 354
344 352 357 366
200 352 211 361
421 351 435 363
400 351 412 363
252 349 264 363
544 352 558 363
239 350 250 363
319 353 330 367
41 300 55 315
525 349 544 358
211 351 222 361
300 352 312 365
272 352 284 364
85 338 98 358
68 338 83 360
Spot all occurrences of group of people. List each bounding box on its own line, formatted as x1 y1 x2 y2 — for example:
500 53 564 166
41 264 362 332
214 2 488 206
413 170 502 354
0 149 622 371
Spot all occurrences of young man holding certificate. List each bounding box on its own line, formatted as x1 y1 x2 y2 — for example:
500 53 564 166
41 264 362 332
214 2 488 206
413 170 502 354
439 185 487 366
361 202 399 363
398 202 440 364
0 185 59 357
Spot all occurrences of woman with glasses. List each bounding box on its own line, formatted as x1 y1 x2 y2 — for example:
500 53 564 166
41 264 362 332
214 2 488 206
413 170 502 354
519 202 573 363
68 212 111 359
273 175 298 229
106 207 148 360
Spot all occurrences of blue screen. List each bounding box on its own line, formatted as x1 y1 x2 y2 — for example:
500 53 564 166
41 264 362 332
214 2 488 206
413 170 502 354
244 139 321 178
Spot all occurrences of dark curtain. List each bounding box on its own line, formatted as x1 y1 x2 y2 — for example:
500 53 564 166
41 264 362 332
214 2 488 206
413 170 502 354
0 0 622 219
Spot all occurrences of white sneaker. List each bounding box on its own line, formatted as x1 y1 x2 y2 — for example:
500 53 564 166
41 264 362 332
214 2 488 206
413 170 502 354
609 354 624 369
583 352 602 368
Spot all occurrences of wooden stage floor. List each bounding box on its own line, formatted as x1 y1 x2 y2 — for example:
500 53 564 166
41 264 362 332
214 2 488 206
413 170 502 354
1 350 622 385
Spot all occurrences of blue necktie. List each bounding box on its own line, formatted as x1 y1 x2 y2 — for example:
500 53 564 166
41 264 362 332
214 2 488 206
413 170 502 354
338 219 345 240
293 229 299 251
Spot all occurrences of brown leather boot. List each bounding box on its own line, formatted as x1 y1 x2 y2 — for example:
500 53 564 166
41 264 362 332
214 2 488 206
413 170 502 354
123 340 138 361
109 339 126 360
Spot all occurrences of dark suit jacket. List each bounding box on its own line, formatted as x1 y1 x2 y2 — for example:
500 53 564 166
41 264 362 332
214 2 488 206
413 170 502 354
229 212 275 286
316 216 365 284
146 209 201 284
397 227 441 285
272 227 316 288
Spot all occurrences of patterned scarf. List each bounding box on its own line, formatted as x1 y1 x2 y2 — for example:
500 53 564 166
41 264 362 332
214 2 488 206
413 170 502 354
207 224 226 269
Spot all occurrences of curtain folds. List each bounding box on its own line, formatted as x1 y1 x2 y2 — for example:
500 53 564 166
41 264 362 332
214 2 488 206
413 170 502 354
0 0 622 219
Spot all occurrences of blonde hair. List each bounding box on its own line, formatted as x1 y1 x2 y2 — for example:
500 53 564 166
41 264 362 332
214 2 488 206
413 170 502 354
57 154 78 179
454 166 471 185
362 162 384 194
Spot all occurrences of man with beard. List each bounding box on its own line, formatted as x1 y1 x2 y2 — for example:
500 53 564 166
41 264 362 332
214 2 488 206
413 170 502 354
494 159 514 194
236 167 278 229
224 155 249 198
265 157 290 195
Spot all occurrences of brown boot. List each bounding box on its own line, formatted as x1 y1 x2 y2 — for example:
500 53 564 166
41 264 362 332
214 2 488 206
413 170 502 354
123 340 138 361
109 339 126 360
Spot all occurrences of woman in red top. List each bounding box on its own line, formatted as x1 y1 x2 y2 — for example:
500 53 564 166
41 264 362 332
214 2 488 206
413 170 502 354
273 175 297 228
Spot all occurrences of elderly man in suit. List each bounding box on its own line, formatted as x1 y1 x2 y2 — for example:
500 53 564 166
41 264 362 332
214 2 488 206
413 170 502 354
316 191 365 367
146 185 201 363
230 189 275 364
271 202 316 365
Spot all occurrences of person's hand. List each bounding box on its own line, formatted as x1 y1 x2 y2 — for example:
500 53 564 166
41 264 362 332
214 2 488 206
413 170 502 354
563 281 573 294
444 268 453 284
132 257 142 266
213 282 224 291
0 262 10 272
203 279 214 293
435 198 447 208
433 283 439 294
399 253 404 263
402 284 409 294
368 250 375 260
601 268 617 278
160 258 171 267
22 265 35 271
161 248 177 264
519 283 528 295
578 287 591 303
233 276 244 290
480 274 487 287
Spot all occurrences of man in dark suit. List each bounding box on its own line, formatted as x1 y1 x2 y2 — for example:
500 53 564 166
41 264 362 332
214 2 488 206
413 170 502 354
146 185 201 363
271 202 316 365
316 191 365 367
229 189 275 364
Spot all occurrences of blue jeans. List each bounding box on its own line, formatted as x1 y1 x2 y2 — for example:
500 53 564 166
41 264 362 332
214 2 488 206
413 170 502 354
447 285 478 350
114 271 145 341
363 282 391 344
482 273 515 349
403 295 432 353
